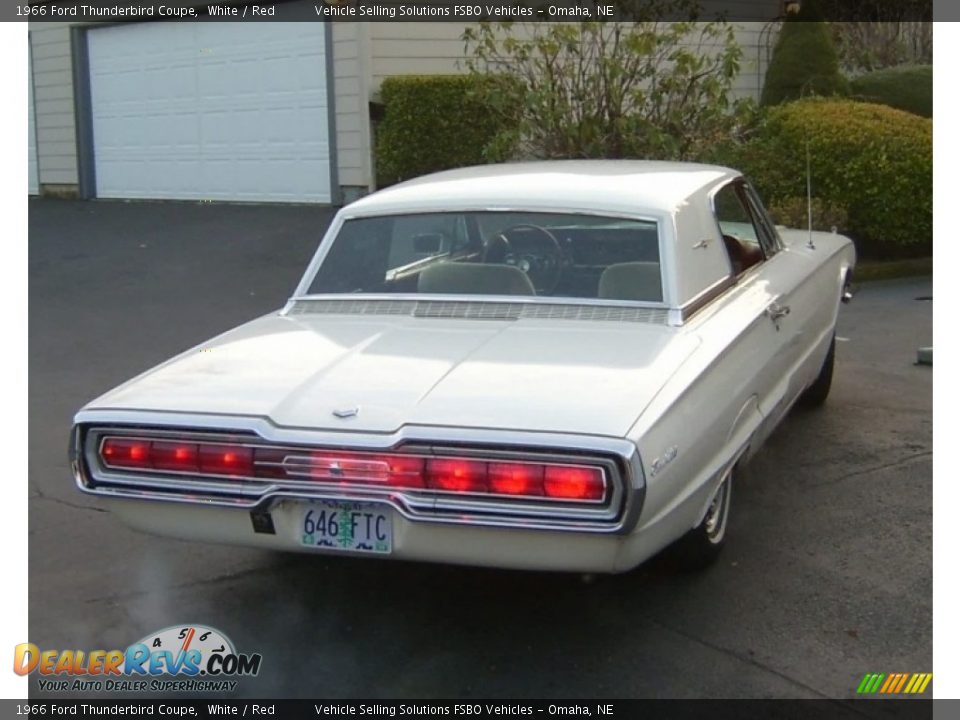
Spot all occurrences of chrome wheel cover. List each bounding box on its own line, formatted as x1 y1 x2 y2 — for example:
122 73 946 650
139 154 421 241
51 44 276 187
704 472 732 544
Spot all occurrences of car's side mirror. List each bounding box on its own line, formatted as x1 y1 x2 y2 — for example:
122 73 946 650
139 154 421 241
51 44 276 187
412 233 444 254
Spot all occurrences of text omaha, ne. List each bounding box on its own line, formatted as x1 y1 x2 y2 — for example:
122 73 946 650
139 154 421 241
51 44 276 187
315 4 615 19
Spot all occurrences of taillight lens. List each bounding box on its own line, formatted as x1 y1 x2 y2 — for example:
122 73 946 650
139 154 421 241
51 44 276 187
426 459 487 493
151 442 200 472
543 466 605 501
488 462 544 496
97 436 606 502
379 455 426 489
100 438 151 469
199 444 253 477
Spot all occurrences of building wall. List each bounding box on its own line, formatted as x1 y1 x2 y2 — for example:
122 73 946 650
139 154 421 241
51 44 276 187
28 17 781 199
29 22 77 190
368 22 468 88
331 22 372 194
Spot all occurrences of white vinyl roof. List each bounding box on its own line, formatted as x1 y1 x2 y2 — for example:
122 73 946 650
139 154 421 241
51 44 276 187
345 160 741 218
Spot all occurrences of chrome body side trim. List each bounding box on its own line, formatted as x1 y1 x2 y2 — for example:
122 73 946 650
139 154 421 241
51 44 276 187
71 411 646 535
677 275 738 322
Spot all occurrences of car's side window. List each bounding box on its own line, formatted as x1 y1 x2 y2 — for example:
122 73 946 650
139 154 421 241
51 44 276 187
713 182 766 276
714 184 759 243
742 182 783 257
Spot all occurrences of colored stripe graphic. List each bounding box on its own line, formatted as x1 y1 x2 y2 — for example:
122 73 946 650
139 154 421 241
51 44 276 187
880 674 897 693
857 672 931 694
857 673 885 694
893 674 909 693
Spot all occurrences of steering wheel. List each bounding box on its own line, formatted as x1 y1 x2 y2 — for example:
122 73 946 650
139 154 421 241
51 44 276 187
482 223 564 294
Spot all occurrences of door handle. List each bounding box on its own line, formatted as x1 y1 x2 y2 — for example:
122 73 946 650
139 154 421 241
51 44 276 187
766 302 791 324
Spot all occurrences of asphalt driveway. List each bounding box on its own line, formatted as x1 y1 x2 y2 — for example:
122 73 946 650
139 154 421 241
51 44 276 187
28 198 932 699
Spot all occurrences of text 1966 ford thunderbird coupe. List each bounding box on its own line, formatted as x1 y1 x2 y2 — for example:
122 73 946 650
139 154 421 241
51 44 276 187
71 161 855 573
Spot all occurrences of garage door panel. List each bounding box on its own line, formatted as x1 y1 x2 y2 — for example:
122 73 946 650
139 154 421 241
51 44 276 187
88 22 331 203
297 61 327 91
262 60 301 91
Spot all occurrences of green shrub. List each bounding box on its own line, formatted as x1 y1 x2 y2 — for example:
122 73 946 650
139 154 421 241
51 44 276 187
726 98 931 258
761 2 848 106
766 196 848 234
462 20 746 161
849 65 932 118
375 75 512 186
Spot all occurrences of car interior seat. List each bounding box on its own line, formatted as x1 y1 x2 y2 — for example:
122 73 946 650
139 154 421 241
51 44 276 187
597 261 663 302
417 262 536 296
722 235 765 275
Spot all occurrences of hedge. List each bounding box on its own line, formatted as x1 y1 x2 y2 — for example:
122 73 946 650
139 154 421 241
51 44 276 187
375 75 511 186
723 98 931 259
849 65 932 118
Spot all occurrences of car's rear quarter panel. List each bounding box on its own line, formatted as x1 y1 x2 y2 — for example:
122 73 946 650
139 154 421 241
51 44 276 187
617 232 855 570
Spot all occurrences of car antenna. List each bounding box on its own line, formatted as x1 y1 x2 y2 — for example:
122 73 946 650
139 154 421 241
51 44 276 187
806 139 816 250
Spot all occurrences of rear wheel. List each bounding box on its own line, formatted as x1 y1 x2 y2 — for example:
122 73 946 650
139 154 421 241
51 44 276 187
800 335 835 408
672 468 732 571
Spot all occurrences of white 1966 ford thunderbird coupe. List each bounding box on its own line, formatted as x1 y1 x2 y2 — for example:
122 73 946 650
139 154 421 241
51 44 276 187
71 161 855 573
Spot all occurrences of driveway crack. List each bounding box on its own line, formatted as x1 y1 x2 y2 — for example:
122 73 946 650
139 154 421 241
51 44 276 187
644 616 834 699
811 451 931 488
32 485 107 514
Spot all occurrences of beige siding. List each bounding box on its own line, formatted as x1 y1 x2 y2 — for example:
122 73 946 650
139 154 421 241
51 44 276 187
369 22 466 91
29 22 78 186
732 22 772 99
331 22 372 192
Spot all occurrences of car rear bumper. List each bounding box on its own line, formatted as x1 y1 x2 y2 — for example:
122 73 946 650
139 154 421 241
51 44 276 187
96 494 638 573
72 412 651 573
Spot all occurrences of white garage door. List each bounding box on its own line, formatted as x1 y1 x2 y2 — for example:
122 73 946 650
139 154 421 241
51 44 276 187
88 22 332 203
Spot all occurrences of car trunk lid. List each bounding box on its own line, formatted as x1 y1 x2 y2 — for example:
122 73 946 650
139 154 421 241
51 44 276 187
86 312 700 438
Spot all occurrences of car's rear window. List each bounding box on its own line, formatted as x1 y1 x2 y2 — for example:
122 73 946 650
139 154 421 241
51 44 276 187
306 211 662 302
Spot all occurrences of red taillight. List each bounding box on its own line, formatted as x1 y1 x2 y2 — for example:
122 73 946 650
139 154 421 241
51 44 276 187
101 438 151 469
151 442 200 472
543 466 605 501
198 444 254 477
488 462 544 496
100 438 151 468
380 455 426 489
98 436 605 503
426 459 488 493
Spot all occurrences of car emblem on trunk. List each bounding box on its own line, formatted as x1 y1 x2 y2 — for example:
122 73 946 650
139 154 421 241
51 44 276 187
332 406 359 419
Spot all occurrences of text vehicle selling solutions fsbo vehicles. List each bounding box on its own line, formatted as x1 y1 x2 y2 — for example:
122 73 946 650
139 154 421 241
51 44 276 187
71 161 855 573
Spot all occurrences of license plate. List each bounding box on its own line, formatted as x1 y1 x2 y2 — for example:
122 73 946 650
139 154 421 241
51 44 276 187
300 500 392 554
